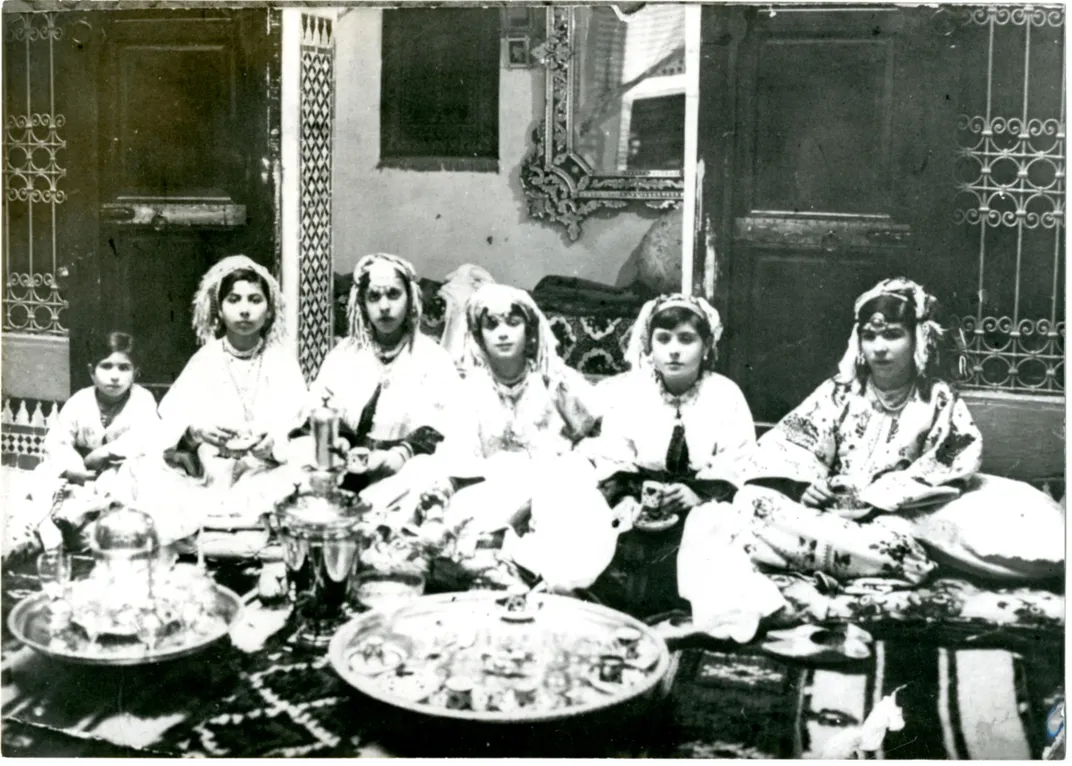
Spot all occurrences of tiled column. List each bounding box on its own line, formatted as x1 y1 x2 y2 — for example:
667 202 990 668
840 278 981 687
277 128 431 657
281 9 337 382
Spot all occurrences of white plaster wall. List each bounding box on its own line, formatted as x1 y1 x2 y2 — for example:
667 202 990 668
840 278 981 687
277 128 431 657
332 7 657 291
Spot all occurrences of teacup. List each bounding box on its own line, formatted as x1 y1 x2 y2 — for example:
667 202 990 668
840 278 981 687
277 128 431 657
346 447 372 474
641 481 665 514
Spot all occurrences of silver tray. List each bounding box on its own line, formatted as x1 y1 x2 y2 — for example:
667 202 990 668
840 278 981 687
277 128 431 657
7 585 243 667
328 591 671 724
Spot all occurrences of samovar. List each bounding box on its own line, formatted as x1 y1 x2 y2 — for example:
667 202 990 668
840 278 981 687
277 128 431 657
263 396 370 645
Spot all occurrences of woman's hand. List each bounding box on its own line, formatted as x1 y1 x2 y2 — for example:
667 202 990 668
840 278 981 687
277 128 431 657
257 562 288 603
366 448 407 477
660 483 702 515
37 518 64 550
188 423 238 449
249 432 274 461
63 465 99 485
801 480 836 509
84 446 122 472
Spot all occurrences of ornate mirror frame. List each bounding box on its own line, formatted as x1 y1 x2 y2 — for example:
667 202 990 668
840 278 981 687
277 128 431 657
521 6 684 241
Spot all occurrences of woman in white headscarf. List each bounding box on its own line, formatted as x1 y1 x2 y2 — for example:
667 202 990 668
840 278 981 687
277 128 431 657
578 293 767 619
429 284 614 591
305 253 465 513
121 255 309 546
584 293 757 513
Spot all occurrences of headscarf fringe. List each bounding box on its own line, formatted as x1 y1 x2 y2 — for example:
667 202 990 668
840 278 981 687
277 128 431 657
191 255 286 347
835 277 945 386
461 283 565 380
624 293 724 371
346 253 423 352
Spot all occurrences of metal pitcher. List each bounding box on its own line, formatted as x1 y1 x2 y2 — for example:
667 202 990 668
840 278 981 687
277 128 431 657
263 395 370 645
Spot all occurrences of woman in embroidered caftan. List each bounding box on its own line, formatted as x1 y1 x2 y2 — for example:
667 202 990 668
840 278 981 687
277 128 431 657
124 256 308 543
730 277 981 584
578 294 763 615
303 253 464 518
430 284 616 590
3 332 161 562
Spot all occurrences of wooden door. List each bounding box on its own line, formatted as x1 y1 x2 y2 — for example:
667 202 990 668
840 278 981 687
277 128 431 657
69 9 278 400
698 6 961 425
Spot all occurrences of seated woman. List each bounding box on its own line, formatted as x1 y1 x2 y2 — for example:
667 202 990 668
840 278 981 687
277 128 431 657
580 294 757 613
305 253 464 517
125 255 308 545
4 331 160 562
432 283 614 589
731 277 978 585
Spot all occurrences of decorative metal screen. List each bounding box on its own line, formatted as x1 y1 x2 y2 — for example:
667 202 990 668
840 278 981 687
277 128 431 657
3 13 68 336
297 13 336 381
954 5 1065 394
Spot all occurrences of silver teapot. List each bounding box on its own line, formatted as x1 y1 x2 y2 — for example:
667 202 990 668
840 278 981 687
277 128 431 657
263 395 370 645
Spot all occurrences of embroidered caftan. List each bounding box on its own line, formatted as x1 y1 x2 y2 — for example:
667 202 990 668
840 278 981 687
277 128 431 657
732 377 983 583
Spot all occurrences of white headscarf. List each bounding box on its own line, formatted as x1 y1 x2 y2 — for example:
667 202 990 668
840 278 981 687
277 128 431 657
439 264 497 364
835 277 945 385
345 253 424 352
461 283 565 380
624 293 724 372
190 255 286 347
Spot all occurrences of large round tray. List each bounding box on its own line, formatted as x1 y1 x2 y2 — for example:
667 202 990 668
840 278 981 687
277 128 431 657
7 585 243 667
328 591 671 724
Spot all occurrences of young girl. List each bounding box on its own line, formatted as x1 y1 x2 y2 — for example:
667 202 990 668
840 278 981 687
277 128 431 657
126 255 308 543
306 253 465 515
580 294 757 613
434 283 614 590
729 277 978 583
586 294 756 520
4 332 160 560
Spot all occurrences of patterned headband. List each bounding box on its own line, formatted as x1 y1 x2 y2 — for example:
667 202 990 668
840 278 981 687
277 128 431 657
624 293 724 370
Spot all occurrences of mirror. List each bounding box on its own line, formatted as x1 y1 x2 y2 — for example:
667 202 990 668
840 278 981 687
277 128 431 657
521 6 685 241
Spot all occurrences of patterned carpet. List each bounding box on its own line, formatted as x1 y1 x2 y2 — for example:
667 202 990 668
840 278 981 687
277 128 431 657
1 562 1064 758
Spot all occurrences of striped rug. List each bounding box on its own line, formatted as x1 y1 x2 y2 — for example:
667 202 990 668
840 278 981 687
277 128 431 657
665 638 1064 759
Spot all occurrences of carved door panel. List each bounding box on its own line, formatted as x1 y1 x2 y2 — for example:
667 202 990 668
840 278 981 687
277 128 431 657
699 7 960 425
70 9 277 399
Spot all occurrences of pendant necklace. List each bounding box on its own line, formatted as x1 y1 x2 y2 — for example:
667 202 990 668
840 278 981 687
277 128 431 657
223 337 265 423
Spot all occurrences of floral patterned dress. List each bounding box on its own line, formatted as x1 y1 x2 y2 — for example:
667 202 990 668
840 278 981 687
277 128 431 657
733 377 983 584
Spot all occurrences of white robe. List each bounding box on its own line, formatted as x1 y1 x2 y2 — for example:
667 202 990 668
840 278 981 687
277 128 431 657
156 339 309 455
310 333 464 446
6 385 162 557
581 369 757 483
582 369 785 634
309 333 466 514
122 340 309 543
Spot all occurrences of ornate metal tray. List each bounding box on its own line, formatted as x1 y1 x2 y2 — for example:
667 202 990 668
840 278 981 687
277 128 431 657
328 591 671 724
7 584 243 667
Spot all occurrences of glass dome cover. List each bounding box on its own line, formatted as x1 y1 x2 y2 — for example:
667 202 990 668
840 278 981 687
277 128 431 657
90 502 160 559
